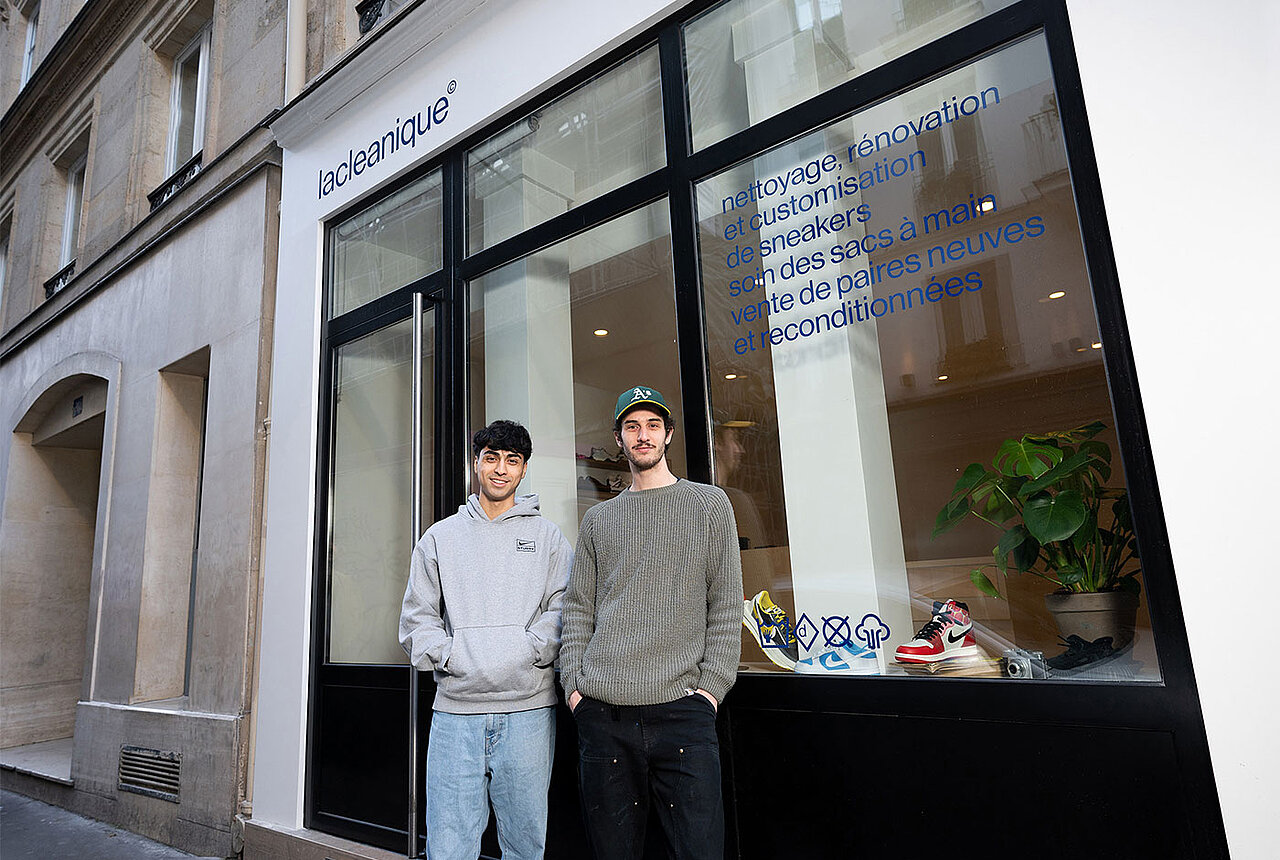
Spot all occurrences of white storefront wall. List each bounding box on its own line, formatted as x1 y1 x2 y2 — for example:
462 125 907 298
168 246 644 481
255 0 688 830
255 1 1278 856
1068 3 1278 858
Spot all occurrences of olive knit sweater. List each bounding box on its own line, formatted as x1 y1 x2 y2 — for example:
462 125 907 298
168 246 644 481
560 479 743 706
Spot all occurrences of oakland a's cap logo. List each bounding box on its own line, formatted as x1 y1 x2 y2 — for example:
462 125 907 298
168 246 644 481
614 385 671 421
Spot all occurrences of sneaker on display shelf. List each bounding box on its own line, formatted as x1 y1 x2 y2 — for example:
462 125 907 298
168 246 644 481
894 599 978 664
743 590 799 670
1046 634 1116 670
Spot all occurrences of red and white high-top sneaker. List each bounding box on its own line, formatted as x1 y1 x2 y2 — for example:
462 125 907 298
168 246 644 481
894 599 978 663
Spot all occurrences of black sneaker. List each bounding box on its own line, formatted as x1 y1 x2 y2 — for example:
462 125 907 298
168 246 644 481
1047 635 1116 670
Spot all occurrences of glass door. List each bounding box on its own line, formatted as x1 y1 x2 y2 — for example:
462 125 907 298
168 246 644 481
310 170 444 853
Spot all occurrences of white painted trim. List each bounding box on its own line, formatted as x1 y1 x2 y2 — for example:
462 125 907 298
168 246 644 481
165 26 212 176
78 700 240 722
1066 2 1278 856
60 152 87 267
20 1 39 87
0 227 10 322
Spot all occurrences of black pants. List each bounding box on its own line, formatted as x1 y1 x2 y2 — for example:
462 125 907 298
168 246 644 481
574 694 724 860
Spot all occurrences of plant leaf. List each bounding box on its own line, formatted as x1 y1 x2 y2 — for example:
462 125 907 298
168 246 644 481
932 497 970 538
971 569 1002 599
995 438 1063 478
1012 533 1041 572
1023 490 1087 543
1117 574 1142 596
950 463 989 497
1113 493 1133 531
1027 421 1106 444
1018 451 1094 498
993 525 1029 574
1076 440 1112 481
983 489 1020 522
1072 506 1099 553
1078 439 1112 464
1056 563 1085 587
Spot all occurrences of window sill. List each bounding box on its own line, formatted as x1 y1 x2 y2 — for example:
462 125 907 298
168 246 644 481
43 258 75 299
147 152 203 212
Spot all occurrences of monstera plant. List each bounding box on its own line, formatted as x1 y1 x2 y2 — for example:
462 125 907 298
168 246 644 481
933 421 1140 599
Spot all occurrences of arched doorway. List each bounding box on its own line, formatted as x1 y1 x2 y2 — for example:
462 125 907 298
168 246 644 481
0 374 108 780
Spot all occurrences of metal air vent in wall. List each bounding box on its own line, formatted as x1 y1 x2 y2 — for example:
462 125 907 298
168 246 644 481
118 745 181 803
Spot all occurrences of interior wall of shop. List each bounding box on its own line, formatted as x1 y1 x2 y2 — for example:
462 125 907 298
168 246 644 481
255 0 1276 855
1066 3 1277 857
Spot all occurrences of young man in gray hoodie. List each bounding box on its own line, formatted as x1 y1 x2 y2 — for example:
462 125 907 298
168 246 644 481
399 420 572 860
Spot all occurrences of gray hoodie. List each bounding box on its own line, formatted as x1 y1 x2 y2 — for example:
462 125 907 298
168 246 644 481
399 493 572 714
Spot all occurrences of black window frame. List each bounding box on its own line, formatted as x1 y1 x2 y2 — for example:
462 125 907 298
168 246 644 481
303 1 1225 854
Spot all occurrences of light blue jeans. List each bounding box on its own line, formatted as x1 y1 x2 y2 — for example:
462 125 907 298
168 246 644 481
425 707 555 860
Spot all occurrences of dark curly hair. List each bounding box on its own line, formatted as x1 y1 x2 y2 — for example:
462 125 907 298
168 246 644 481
472 419 532 460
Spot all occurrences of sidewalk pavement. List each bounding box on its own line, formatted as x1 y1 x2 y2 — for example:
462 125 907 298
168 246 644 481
0 789 221 859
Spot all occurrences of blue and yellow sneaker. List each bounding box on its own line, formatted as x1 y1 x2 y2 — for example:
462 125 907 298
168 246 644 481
743 590 799 670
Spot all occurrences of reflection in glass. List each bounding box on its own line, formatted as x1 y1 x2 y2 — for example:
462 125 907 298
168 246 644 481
328 313 434 664
684 0 1018 150
466 47 665 252
469 202 681 545
62 157 86 266
329 170 443 318
173 47 202 166
697 34 1159 682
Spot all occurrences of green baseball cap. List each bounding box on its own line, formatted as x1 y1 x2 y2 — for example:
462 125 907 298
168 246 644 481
614 385 672 421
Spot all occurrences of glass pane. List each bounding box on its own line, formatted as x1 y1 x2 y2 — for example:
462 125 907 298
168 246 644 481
22 6 39 84
0 231 9 302
173 49 201 165
697 34 1160 682
685 0 1018 150
329 170 443 318
328 312 435 664
466 47 665 253
63 162 85 265
469 201 681 544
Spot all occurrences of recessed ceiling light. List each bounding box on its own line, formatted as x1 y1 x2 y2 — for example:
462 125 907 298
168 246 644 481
722 419 755 428
593 329 608 337
937 374 949 381
1048 290 1066 299
724 373 738 380
980 199 995 212
1091 342 1102 349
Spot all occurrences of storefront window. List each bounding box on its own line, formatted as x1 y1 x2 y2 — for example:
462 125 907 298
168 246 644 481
697 34 1160 681
684 0 1018 151
469 201 682 545
466 47 665 252
327 311 435 664
328 169 443 318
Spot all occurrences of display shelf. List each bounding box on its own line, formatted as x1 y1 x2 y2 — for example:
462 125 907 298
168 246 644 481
575 455 628 472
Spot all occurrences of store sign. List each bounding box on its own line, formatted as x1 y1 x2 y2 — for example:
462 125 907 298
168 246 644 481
317 80 456 200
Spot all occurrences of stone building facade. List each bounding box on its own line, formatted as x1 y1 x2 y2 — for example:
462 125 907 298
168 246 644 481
0 1 285 855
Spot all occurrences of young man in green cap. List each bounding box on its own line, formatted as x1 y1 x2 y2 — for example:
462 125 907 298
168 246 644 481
561 385 742 860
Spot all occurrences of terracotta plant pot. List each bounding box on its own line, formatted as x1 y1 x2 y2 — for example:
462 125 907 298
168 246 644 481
1044 589 1139 650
